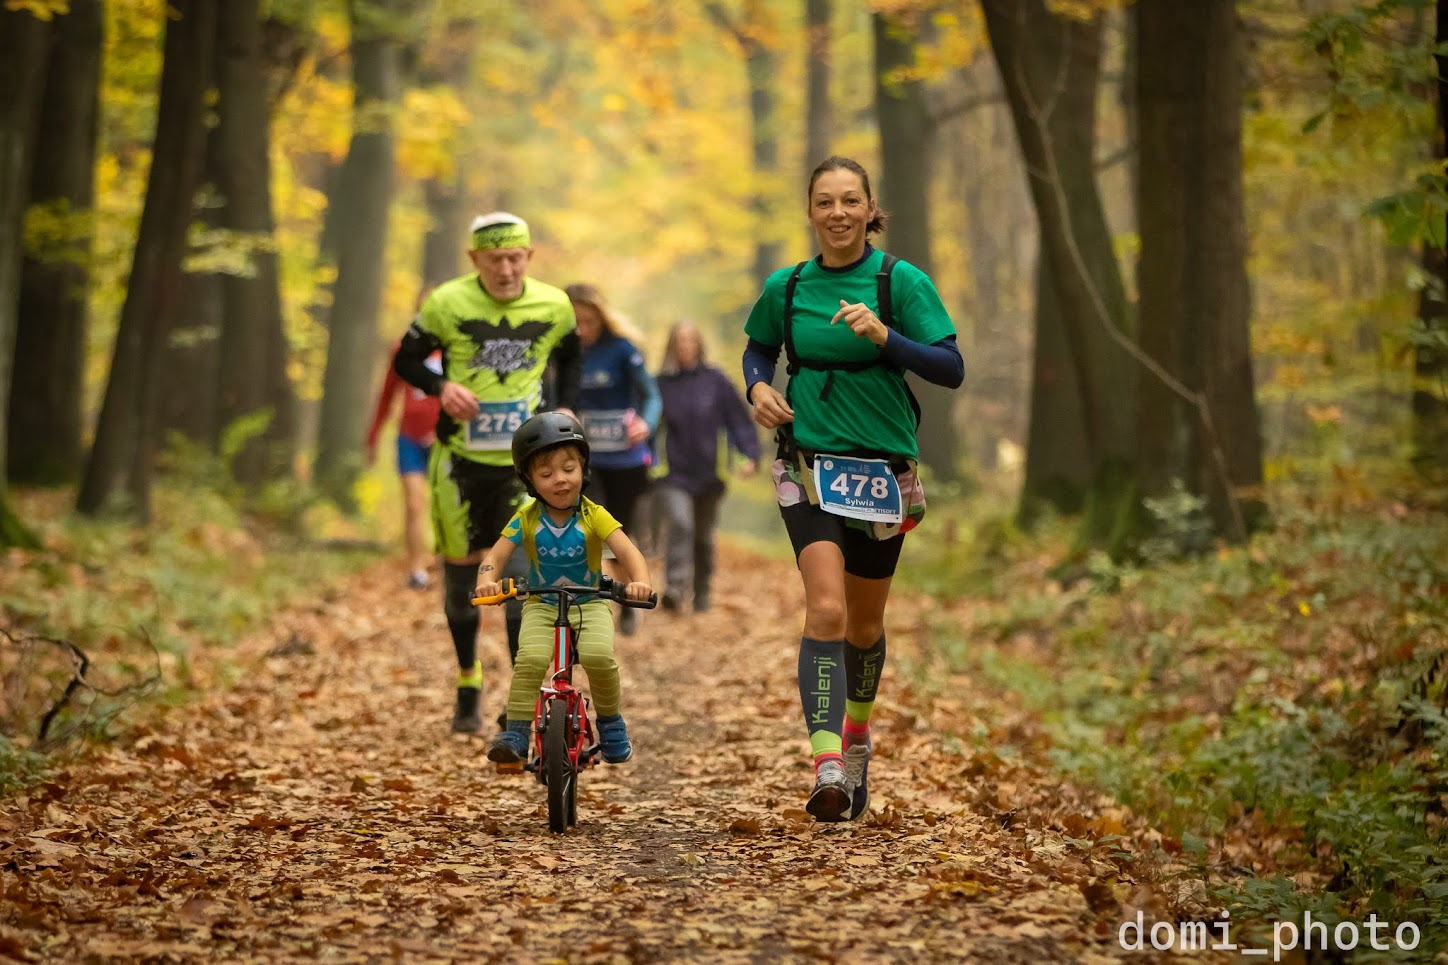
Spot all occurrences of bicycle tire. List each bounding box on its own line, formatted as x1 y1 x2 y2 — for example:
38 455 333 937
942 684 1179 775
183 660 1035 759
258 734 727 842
566 726 579 827
545 697 572 834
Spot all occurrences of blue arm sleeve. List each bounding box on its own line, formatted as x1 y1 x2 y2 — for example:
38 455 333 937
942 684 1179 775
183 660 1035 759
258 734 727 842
629 353 663 432
742 338 781 403
881 332 964 389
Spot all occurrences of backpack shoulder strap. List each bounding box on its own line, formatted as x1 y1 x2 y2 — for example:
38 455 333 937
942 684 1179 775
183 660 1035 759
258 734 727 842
875 252 899 330
782 261 808 377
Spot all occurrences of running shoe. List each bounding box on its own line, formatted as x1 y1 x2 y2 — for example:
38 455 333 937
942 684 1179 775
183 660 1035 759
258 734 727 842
806 759 850 822
450 687 482 735
596 714 633 763
842 742 872 821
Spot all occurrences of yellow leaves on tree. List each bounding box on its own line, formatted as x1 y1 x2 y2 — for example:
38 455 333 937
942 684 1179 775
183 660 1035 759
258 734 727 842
5 0 68 19
395 87 470 182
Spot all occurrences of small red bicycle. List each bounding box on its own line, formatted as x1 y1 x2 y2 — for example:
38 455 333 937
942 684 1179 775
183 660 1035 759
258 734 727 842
473 575 656 833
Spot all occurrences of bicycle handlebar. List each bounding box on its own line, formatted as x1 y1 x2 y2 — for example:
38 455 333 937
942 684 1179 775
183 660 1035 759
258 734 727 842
472 575 658 609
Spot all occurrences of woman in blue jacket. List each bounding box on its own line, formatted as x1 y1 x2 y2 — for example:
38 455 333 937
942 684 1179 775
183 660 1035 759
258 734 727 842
567 283 662 634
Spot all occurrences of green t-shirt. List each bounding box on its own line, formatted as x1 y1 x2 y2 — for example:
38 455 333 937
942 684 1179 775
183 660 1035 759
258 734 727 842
417 273 576 466
744 248 956 459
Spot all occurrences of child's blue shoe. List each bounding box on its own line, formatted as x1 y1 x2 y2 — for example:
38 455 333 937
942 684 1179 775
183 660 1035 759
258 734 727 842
596 714 632 764
488 723 529 767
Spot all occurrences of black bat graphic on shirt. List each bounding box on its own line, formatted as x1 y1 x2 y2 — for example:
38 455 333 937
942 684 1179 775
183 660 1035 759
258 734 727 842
457 315 554 383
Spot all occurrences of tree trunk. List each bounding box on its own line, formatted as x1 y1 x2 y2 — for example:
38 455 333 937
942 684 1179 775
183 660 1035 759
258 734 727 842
214 0 296 484
159 107 224 447
704 0 782 288
1136 0 1264 539
746 22 781 288
313 0 409 505
982 0 1137 553
804 0 831 253
422 176 468 285
1413 0 1448 477
874 10 959 481
77 0 218 519
160 258 225 445
0 8 51 547
1020 247 1091 521
7 0 102 487
420 16 477 288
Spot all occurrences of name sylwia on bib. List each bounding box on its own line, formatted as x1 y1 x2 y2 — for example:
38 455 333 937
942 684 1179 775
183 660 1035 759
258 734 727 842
580 409 632 454
464 399 531 450
811 455 903 524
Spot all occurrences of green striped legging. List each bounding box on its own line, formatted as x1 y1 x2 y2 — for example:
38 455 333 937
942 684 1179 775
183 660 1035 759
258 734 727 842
506 598 621 720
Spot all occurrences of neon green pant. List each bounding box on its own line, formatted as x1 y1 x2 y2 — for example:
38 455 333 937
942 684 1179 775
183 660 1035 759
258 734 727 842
506 598 621 720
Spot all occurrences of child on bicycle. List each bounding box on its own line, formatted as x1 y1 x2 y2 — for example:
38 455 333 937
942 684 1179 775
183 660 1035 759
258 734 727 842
473 411 653 767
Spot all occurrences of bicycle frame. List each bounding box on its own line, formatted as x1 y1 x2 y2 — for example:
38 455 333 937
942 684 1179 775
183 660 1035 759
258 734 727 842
534 585 596 778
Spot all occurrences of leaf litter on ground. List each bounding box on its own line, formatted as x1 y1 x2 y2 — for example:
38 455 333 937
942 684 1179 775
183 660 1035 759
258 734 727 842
0 543 1231 963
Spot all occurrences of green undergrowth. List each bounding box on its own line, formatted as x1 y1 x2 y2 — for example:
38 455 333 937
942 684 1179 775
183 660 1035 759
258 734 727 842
1 482 384 788
901 486 1448 958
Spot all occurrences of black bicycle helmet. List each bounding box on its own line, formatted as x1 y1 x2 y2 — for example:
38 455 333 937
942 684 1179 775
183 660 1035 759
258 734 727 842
511 411 590 496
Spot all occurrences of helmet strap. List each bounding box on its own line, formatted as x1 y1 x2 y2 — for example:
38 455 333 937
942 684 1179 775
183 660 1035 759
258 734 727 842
538 491 580 515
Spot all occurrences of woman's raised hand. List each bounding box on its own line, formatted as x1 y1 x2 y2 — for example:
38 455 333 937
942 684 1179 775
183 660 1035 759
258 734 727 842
831 299 888 346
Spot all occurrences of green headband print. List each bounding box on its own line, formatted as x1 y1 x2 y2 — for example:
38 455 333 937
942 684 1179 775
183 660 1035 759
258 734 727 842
470 214 531 251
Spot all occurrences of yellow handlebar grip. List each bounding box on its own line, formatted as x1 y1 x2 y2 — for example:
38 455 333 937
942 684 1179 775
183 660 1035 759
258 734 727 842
471 578 518 606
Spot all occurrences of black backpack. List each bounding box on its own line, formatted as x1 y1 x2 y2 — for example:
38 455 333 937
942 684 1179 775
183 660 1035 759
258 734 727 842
781 252 921 429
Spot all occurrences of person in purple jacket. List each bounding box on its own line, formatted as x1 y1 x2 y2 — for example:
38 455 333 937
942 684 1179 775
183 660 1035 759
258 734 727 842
655 321 761 612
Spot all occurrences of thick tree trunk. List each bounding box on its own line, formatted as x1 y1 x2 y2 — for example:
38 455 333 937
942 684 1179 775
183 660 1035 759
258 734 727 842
214 0 296 484
874 11 960 481
161 261 224 445
705 0 782 288
77 0 218 519
804 0 831 254
1136 0 1263 539
1413 1 1448 476
746 35 781 288
1020 247 1090 521
0 8 51 548
420 16 477 288
313 0 408 505
8 0 102 487
159 110 224 446
982 0 1137 553
805 0 831 169
422 176 468 285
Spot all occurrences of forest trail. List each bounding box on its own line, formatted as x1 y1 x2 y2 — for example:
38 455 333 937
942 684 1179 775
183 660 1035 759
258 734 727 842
1 543 1213 964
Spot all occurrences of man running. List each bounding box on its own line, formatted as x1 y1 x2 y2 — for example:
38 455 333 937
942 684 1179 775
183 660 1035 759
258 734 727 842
394 212 581 734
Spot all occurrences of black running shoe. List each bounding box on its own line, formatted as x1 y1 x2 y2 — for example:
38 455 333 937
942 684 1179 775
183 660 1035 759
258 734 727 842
451 687 483 735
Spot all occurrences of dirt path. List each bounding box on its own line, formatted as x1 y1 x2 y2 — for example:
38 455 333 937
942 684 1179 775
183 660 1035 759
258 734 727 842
1 544 1207 963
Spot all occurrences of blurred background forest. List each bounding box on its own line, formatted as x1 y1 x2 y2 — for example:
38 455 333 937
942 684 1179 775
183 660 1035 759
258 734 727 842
1 0 1444 547
4 0 1448 946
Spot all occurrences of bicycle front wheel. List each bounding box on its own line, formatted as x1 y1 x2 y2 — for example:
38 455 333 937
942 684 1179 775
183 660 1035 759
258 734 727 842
544 697 573 834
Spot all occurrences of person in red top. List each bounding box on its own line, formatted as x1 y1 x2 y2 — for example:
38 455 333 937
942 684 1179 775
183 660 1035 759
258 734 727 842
368 337 443 589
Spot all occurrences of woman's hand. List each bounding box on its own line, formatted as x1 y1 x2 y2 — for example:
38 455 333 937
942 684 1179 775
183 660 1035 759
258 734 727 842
623 581 653 603
626 412 650 446
749 382 794 429
439 380 480 421
473 579 503 600
832 300 889 346
736 458 758 479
